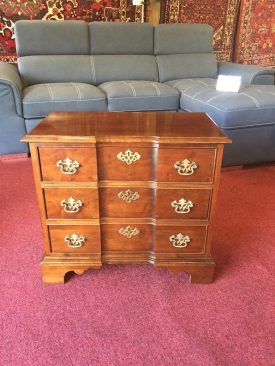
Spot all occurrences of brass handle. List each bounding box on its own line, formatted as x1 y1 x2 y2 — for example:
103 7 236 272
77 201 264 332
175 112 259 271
119 226 140 238
60 197 83 213
117 149 141 165
171 198 194 214
64 233 86 248
56 157 80 175
118 189 140 203
169 233 191 248
174 159 197 175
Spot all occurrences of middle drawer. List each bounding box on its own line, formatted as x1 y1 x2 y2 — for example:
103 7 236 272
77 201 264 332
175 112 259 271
44 188 99 219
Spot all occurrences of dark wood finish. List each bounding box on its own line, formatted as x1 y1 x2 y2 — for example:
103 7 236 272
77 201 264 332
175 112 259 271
22 111 231 284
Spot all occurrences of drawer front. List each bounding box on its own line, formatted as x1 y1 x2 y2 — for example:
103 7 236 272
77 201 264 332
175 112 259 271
99 187 154 218
156 188 211 219
101 224 152 251
49 225 101 254
157 148 216 183
39 147 97 181
97 146 155 181
155 225 207 254
44 188 99 219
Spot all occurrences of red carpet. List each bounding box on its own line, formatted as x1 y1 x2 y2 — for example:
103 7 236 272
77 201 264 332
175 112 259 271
0 156 274 366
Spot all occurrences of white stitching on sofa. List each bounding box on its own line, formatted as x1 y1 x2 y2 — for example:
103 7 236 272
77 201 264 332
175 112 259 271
71 83 81 100
254 88 275 96
239 92 260 108
151 83 161 96
46 84 53 100
123 81 136 96
90 56 96 85
23 98 106 104
181 93 275 112
108 95 177 99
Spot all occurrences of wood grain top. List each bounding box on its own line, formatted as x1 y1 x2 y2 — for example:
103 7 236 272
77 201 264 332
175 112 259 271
22 112 231 144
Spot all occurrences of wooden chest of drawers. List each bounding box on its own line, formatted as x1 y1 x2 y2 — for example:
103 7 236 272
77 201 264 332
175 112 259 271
22 112 231 284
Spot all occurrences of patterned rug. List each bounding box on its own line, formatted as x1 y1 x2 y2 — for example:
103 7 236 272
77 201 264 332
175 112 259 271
234 0 275 66
160 0 240 62
0 0 147 63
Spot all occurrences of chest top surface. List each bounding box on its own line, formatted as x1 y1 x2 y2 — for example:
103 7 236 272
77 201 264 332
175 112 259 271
22 112 231 145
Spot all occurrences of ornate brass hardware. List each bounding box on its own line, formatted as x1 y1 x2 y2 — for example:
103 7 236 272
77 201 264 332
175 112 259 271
60 197 83 213
174 159 197 175
64 233 86 248
169 233 191 248
171 198 194 214
118 189 140 203
119 226 140 238
117 149 141 165
56 157 80 175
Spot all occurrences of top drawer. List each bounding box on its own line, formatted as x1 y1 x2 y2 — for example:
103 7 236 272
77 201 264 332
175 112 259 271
157 148 216 183
39 147 97 181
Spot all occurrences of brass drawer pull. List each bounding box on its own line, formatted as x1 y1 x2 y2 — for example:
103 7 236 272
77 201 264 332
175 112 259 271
64 233 86 248
169 233 191 248
118 189 140 203
117 149 141 165
56 157 80 174
174 159 197 175
119 226 140 238
171 198 194 214
60 197 83 213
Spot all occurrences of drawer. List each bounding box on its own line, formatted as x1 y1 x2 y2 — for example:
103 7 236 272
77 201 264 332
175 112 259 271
156 188 211 219
99 187 154 218
97 146 155 181
39 147 97 181
101 223 152 251
155 225 207 254
157 148 216 183
49 225 101 254
44 188 99 219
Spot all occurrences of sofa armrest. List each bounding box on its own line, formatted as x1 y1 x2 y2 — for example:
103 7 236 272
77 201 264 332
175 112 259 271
0 62 23 115
218 62 275 85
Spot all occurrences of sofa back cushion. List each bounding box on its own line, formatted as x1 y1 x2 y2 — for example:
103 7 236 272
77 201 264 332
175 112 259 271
89 22 158 84
89 22 154 55
18 56 95 87
15 20 91 87
15 20 89 56
154 24 218 82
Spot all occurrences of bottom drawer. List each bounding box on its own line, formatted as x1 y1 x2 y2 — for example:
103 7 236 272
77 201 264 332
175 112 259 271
101 224 152 251
155 225 207 255
49 225 101 254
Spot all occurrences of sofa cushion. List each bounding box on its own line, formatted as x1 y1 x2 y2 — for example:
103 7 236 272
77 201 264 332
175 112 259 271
18 56 95 87
23 83 107 119
167 79 275 129
99 81 179 111
89 22 154 55
15 20 89 56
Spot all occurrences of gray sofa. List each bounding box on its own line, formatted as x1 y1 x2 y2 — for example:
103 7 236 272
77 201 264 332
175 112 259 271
0 20 274 166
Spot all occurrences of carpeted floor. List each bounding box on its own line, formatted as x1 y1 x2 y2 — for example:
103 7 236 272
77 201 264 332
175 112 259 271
0 156 274 366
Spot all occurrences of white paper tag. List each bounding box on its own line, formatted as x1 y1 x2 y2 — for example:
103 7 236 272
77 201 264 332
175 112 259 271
216 75 241 92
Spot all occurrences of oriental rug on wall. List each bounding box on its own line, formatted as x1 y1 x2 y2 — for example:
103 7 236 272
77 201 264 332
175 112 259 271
234 0 275 66
0 0 147 63
160 0 240 62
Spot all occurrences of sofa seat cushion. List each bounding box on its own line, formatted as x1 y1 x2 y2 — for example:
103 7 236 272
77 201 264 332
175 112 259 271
99 81 179 111
167 78 275 129
23 82 107 118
